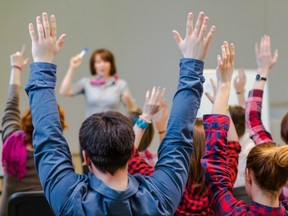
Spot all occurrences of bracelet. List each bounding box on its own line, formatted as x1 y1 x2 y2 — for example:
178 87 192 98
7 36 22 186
158 130 166 134
136 118 149 129
11 65 22 71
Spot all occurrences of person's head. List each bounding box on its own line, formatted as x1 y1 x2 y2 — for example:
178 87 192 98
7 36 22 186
89 49 117 77
188 118 206 195
245 143 288 200
281 112 288 144
127 108 155 152
22 104 67 144
229 105 245 139
79 111 135 175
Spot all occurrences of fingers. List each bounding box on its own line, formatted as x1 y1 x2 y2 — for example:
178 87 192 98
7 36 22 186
217 54 222 67
255 42 259 57
204 25 216 50
272 49 279 64
198 16 208 40
172 30 183 46
29 23 37 41
194 12 205 36
230 43 235 64
185 12 193 38
42 12 50 38
21 44 26 56
23 58 29 66
36 16 44 40
57 34 66 49
205 92 214 104
50 15 57 40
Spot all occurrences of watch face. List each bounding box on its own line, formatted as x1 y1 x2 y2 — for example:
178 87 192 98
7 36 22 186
256 74 261 80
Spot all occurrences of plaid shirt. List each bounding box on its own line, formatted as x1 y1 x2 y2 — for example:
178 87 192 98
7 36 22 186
129 139 240 215
246 89 273 144
246 89 288 201
201 114 288 215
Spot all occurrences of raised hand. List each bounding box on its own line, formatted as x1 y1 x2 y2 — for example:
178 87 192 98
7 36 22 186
172 12 216 60
205 78 217 104
154 101 169 132
216 41 235 85
233 68 246 94
141 86 166 123
70 54 83 69
255 35 278 76
29 12 66 63
10 45 29 70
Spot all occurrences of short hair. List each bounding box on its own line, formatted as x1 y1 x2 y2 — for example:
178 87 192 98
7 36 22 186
281 112 288 144
127 108 154 152
89 49 117 76
79 111 135 175
188 118 206 195
246 143 288 196
229 105 245 138
22 104 67 145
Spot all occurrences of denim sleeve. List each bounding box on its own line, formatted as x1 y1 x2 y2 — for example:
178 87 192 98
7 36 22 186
25 62 85 215
150 58 205 213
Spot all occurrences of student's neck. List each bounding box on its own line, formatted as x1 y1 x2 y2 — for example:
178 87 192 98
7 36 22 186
92 166 128 191
251 184 280 207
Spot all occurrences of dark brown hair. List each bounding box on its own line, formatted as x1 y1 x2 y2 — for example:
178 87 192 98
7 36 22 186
89 49 117 76
188 118 207 195
79 111 135 175
127 108 154 152
21 104 67 145
229 105 245 138
281 112 288 144
246 143 288 196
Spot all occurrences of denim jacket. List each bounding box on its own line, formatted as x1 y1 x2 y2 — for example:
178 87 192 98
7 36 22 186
25 59 204 216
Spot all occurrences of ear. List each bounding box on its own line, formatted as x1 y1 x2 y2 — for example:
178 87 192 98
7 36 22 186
82 150 92 166
245 168 252 184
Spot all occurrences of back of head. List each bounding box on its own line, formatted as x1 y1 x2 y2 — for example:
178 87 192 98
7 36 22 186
127 108 154 152
188 118 206 195
229 105 245 138
79 111 135 175
281 112 288 144
246 143 288 195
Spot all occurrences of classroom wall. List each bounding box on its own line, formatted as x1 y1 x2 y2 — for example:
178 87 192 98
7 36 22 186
0 0 287 153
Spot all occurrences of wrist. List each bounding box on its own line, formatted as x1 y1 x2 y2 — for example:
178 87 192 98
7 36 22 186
139 114 152 124
236 90 245 94
257 69 269 77
158 130 166 134
11 65 22 71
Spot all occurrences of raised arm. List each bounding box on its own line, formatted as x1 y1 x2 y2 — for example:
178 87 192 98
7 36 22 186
233 68 246 108
2 46 29 142
25 13 85 215
246 35 278 144
59 53 83 96
201 41 244 215
154 101 169 142
149 12 215 213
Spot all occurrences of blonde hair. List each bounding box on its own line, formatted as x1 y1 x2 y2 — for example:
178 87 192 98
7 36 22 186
246 143 288 193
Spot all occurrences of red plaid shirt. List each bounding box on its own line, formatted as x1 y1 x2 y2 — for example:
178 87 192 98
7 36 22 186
129 137 241 215
246 89 288 201
201 114 288 215
246 89 273 144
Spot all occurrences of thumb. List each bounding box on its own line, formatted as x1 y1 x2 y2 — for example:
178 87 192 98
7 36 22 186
172 30 182 46
57 34 66 49
23 58 29 67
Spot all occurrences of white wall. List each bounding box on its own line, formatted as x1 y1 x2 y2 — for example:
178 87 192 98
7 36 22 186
0 0 287 153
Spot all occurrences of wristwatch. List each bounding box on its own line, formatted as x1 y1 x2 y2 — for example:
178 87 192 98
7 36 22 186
255 74 267 81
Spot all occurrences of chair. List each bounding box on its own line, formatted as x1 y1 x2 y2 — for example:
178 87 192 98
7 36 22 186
8 191 54 216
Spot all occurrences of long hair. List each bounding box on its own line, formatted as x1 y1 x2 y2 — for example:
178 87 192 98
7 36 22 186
21 104 67 145
187 118 207 195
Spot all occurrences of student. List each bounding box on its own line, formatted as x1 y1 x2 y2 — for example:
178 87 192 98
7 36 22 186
25 11 215 215
0 46 67 216
201 39 288 215
246 35 288 201
59 48 137 118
